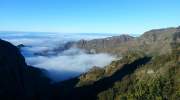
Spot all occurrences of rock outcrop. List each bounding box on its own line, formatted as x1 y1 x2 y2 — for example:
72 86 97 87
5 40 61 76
72 26 180 56
72 35 134 55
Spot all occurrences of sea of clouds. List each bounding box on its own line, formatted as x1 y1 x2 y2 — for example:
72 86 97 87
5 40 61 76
0 32 116 81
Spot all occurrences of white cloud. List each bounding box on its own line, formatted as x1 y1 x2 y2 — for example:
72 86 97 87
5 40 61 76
26 48 116 81
0 32 117 82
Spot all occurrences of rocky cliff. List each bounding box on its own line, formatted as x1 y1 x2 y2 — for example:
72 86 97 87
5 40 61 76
72 35 134 56
72 26 180 56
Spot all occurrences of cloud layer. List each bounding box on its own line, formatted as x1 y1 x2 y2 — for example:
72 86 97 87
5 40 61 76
0 32 116 81
26 48 116 81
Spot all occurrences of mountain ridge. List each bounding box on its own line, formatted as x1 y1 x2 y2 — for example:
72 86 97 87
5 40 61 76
70 26 180 56
0 26 179 100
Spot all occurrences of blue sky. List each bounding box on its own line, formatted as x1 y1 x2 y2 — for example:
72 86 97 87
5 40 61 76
0 0 180 34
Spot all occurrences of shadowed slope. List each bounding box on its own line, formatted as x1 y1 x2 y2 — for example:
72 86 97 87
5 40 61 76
54 57 151 100
0 39 52 100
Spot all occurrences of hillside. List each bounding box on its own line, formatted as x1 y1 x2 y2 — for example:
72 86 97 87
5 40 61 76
53 26 180 100
0 39 52 100
0 26 179 100
76 26 180 86
71 26 180 56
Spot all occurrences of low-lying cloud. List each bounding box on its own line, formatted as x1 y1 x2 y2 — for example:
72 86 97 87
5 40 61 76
0 32 117 82
26 48 116 81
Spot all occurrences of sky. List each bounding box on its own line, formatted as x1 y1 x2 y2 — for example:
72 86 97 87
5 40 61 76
0 0 180 34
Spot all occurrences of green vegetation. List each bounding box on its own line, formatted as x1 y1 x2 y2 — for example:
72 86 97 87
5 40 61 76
77 50 145 87
98 49 180 100
0 27 179 100
66 31 180 100
34 27 180 100
77 66 105 87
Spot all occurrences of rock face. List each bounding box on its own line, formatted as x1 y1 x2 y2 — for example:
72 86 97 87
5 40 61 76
0 39 51 100
72 27 180 56
72 35 134 55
